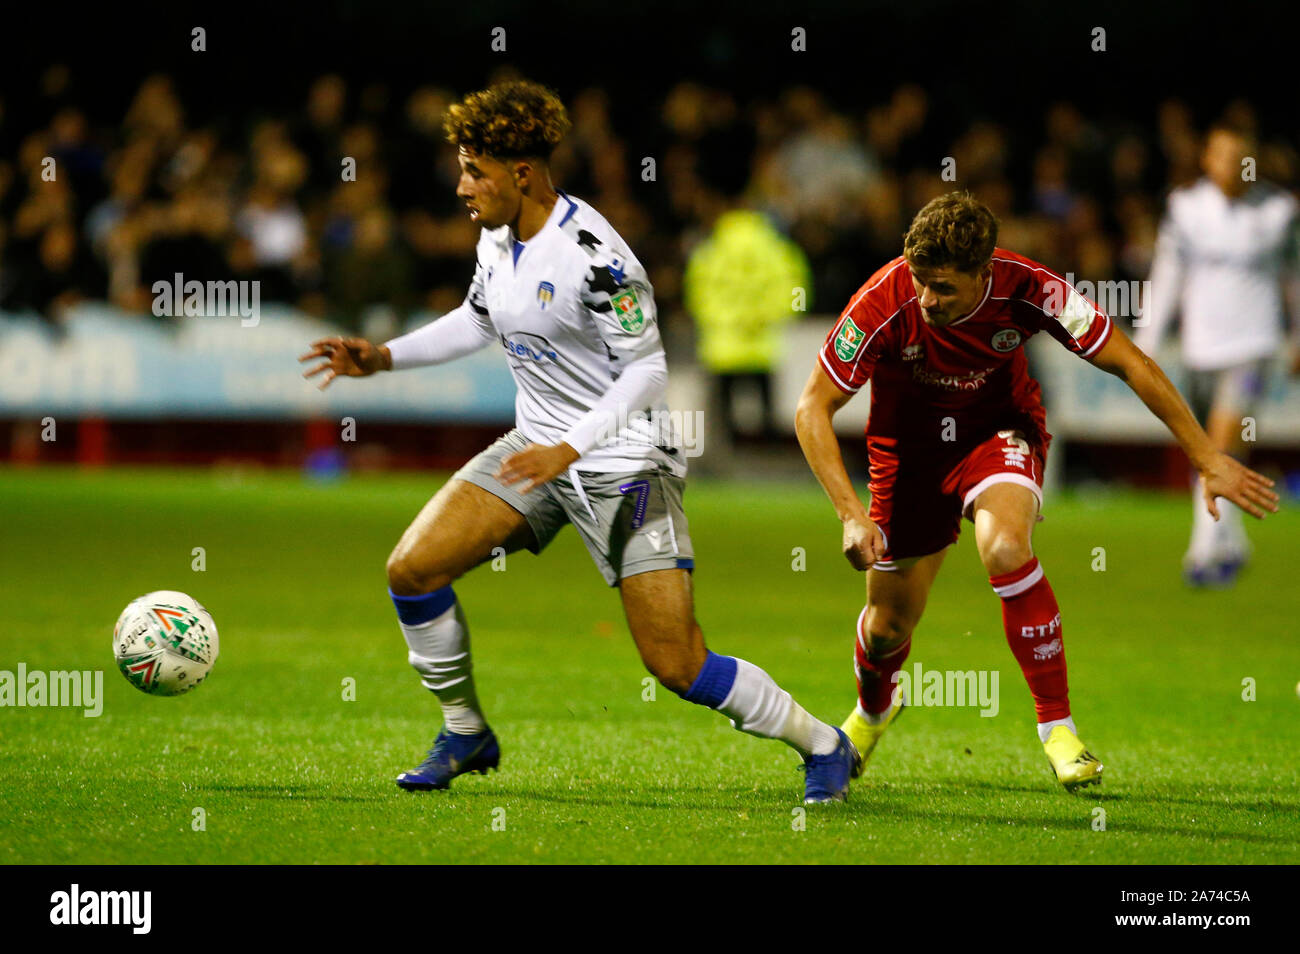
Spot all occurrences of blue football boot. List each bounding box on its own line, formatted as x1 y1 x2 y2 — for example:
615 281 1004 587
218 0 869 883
396 727 500 791
1215 552 1248 586
802 727 859 804
1183 563 1218 588
1184 561 1236 589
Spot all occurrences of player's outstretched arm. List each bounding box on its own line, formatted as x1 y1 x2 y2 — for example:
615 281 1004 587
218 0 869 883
299 337 391 390
300 295 498 389
1089 326 1280 520
795 365 886 569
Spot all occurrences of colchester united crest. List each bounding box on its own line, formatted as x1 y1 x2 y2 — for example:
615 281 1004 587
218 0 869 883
537 281 555 310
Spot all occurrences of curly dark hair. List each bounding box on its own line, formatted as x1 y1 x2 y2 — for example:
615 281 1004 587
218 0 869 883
443 80 571 160
903 192 999 273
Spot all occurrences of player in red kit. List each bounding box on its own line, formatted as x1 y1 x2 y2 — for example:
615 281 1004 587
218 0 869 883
795 192 1279 790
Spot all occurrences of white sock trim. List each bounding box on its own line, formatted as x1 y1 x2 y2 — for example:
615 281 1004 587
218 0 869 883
1037 715 1076 744
992 562 1043 599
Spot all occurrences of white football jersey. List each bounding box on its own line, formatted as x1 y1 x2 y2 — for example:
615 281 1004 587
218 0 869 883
1140 179 1300 369
458 190 685 475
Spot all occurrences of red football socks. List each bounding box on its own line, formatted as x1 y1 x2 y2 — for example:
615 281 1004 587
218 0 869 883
989 557 1070 722
853 606 912 716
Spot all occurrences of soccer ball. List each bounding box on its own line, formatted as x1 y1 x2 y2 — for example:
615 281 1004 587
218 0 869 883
113 590 219 696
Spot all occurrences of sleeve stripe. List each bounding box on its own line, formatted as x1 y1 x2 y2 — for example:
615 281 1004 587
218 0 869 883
818 263 908 395
820 303 906 393
1081 314 1113 358
818 348 859 393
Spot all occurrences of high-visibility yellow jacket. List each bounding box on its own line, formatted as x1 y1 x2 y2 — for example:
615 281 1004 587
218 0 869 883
683 209 812 373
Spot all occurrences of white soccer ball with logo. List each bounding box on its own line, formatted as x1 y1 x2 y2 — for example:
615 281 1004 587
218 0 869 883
113 590 219 696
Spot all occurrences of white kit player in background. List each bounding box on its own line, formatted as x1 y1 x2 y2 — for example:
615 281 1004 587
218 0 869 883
299 80 858 803
1137 121 1300 586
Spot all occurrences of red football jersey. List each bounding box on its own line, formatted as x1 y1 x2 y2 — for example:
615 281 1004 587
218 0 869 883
818 248 1113 450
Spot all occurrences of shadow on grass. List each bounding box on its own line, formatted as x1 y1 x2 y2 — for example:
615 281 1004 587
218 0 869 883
429 776 1300 847
197 781 801 814
847 778 1298 845
944 777 1300 812
201 783 387 803
196 776 1299 848
433 780 805 812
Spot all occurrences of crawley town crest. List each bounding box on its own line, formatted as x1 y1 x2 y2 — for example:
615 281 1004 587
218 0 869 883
991 328 1023 352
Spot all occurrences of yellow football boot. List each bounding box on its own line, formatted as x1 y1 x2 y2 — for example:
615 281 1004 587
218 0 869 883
840 694 904 779
1043 725 1103 791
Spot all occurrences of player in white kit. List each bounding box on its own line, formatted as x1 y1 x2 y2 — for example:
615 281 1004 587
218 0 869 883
1137 122 1300 585
300 80 857 803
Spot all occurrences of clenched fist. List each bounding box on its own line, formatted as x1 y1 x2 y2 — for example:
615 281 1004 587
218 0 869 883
843 515 887 571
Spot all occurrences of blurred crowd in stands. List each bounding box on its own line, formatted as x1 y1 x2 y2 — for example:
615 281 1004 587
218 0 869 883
2 63 1296 343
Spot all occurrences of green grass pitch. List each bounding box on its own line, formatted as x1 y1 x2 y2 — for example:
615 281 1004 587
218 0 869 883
1 465 1297 864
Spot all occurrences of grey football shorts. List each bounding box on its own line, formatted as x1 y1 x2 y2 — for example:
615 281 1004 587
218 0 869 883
1186 358 1270 424
451 428 695 586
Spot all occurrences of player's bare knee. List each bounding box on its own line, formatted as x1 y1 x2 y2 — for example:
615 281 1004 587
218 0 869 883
864 610 913 654
979 533 1033 577
386 550 453 596
646 649 703 695
648 661 693 695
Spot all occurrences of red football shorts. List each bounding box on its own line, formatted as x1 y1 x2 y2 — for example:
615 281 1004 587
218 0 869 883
866 429 1046 566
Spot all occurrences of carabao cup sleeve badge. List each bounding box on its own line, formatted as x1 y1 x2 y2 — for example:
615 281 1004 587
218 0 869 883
834 316 865 361
612 289 646 333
